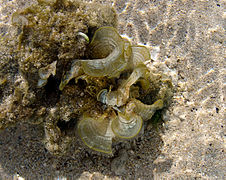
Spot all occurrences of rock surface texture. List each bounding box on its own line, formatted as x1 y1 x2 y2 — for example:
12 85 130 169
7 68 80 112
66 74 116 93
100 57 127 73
0 0 225 179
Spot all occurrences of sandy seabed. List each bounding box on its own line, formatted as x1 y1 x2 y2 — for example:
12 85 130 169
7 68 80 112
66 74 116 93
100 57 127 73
0 0 225 179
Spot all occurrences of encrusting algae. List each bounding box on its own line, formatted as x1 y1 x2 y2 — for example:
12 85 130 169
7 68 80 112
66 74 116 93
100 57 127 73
0 0 173 155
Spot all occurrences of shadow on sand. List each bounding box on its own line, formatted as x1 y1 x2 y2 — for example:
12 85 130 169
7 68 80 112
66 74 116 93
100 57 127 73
0 114 172 179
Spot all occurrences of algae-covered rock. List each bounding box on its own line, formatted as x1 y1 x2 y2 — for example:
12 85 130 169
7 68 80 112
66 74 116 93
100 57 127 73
0 0 117 129
0 0 172 156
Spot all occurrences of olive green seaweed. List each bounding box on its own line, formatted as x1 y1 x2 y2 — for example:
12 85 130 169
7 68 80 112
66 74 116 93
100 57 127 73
0 0 172 155
60 27 173 154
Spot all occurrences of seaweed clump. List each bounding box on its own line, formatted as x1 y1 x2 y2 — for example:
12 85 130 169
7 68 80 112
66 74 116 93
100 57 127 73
57 26 173 154
0 0 173 155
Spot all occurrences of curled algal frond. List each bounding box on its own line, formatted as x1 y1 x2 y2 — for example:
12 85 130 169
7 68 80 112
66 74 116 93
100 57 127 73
128 99 164 121
59 27 130 90
77 113 115 154
37 61 57 88
38 61 57 79
81 27 130 78
111 102 143 139
129 46 150 68
104 65 150 107
59 61 82 90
